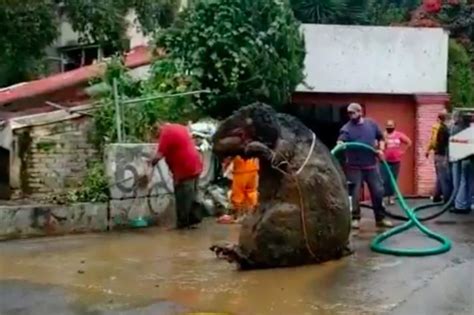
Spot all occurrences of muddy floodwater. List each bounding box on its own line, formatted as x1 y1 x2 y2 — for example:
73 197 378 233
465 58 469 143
0 204 473 315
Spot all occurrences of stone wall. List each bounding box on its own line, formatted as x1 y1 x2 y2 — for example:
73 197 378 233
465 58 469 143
11 116 98 199
0 198 177 240
0 202 108 240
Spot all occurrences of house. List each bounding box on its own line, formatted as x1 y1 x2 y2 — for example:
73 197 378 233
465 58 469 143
45 1 194 75
0 45 151 120
0 24 448 199
0 105 97 200
290 24 449 196
0 46 151 200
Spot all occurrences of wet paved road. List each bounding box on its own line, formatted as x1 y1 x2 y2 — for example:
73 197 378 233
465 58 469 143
0 202 473 315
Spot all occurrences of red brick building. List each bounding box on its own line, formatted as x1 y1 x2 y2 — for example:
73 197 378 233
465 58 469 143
289 25 450 196
290 93 449 196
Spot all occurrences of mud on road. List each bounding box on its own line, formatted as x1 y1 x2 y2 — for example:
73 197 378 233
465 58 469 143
0 203 473 315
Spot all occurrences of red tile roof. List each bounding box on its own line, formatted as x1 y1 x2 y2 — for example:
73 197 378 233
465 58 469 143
0 45 151 106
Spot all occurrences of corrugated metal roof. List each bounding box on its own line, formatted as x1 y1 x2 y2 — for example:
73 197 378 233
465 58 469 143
0 46 151 106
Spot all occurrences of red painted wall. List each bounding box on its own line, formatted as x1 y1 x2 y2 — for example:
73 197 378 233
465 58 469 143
291 92 416 195
365 95 416 196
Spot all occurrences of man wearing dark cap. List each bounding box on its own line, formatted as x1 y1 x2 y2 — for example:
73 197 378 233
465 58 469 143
338 103 393 229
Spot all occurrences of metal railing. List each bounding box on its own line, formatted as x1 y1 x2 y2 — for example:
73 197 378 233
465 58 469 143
112 78 211 142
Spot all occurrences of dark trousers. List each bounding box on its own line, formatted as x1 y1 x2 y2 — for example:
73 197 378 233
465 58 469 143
346 168 385 222
380 161 401 197
434 155 452 202
174 177 202 229
434 177 442 198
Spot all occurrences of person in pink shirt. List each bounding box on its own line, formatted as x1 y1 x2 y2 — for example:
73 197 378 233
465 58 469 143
381 120 412 205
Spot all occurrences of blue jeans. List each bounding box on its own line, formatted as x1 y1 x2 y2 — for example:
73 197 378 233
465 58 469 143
346 167 385 222
452 159 474 210
434 155 452 202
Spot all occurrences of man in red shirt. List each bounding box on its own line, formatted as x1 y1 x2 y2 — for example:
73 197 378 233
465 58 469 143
151 123 203 229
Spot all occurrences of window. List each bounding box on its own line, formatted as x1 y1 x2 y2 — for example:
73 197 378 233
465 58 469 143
59 44 115 72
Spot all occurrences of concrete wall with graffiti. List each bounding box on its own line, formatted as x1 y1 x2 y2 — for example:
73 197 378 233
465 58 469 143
0 131 219 239
105 143 176 229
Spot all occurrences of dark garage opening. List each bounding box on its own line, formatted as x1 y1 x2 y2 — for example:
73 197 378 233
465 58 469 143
285 103 350 152
285 102 376 201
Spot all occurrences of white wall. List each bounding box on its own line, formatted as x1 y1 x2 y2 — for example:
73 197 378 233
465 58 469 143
56 10 150 49
57 0 189 49
298 24 449 94
126 10 150 49
56 17 77 47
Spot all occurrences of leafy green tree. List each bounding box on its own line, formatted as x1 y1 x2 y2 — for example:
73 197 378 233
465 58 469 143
0 0 58 86
90 55 200 149
61 0 131 50
438 1 474 43
134 0 180 33
62 0 180 49
289 0 421 26
290 0 369 24
366 0 420 25
156 0 306 117
448 40 474 108
0 0 179 87
366 0 409 25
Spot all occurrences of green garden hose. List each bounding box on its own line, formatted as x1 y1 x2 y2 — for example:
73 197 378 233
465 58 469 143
331 142 452 256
